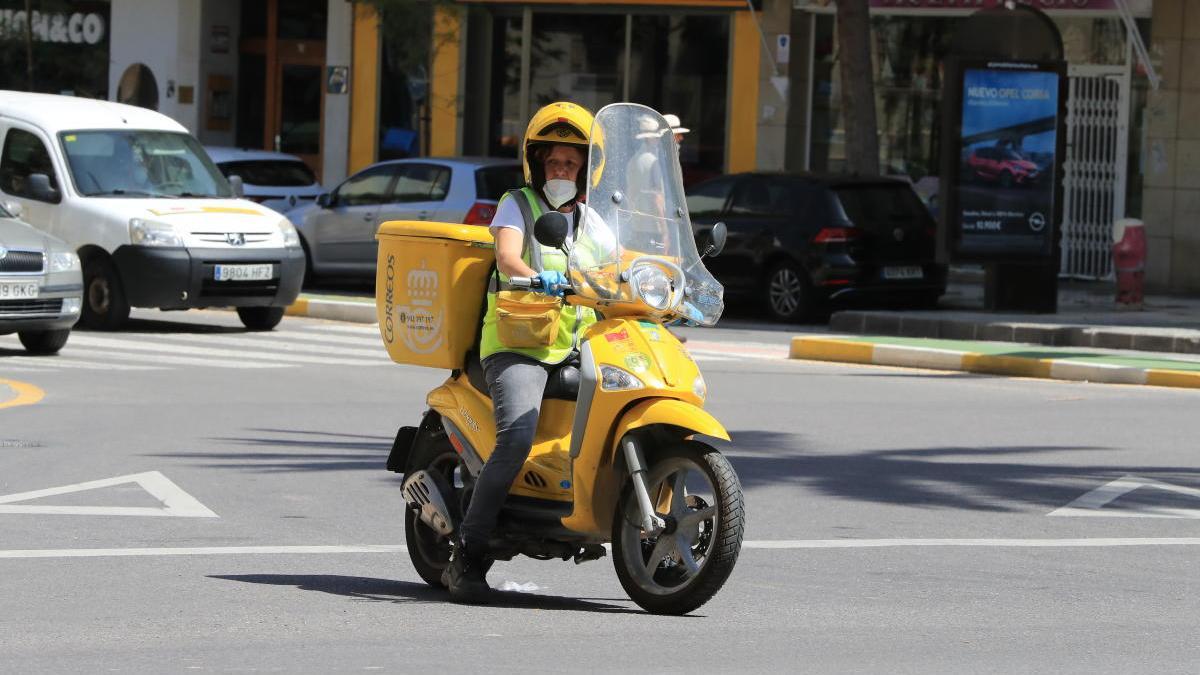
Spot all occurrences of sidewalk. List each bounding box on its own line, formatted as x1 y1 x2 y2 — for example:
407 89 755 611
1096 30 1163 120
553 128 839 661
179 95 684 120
790 334 1200 390
830 271 1200 355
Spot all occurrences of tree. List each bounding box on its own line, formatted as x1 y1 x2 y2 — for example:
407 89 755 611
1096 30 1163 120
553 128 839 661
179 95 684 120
836 0 880 175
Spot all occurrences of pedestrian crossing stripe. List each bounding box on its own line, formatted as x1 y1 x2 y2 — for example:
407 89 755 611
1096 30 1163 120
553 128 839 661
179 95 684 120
1 316 785 374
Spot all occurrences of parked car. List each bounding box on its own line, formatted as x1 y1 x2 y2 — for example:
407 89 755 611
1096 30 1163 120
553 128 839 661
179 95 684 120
686 173 947 322
290 157 522 277
0 92 305 331
965 145 1040 187
0 199 83 353
206 147 325 214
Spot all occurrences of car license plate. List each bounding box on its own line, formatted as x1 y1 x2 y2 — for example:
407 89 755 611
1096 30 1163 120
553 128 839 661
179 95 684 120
0 281 39 299
214 264 273 282
883 266 923 280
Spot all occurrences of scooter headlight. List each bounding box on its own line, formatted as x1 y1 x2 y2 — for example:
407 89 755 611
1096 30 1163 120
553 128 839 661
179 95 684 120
600 365 644 391
630 264 673 311
693 373 707 401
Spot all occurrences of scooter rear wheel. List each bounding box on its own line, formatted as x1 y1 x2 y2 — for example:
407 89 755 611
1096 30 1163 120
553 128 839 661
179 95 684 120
404 435 462 588
611 440 745 615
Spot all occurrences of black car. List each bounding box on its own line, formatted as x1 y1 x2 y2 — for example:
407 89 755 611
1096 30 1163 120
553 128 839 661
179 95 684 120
686 173 947 322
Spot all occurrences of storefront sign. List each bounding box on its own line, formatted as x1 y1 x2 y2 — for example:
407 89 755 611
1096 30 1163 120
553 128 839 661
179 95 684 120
950 61 1065 259
0 9 106 45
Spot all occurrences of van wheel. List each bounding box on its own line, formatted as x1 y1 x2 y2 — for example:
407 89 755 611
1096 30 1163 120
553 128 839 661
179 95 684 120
18 329 70 355
237 306 285 331
81 257 130 330
764 260 812 322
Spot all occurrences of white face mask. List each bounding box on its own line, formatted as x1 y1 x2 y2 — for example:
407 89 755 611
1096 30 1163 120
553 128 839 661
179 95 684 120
543 179 577 209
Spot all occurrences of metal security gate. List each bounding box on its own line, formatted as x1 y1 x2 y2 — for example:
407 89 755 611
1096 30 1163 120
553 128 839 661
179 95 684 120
1060 65 1130 279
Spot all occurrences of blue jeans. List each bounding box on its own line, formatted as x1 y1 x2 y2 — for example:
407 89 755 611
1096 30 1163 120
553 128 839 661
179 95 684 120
459 351 552 551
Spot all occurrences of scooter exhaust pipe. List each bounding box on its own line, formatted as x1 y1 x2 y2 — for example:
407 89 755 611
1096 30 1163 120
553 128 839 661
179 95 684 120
401 470 455 537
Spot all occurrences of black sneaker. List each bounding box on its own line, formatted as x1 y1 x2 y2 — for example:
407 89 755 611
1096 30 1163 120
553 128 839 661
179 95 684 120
442 538 491 604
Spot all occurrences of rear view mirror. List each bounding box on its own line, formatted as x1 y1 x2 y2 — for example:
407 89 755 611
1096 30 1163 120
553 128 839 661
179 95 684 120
534 211 570 253
316 193 332 208
697 222 727 258
27 173 59 203
228 175 245 198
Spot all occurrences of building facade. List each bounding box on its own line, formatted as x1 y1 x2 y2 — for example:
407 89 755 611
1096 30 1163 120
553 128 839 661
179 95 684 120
1 0 1196 292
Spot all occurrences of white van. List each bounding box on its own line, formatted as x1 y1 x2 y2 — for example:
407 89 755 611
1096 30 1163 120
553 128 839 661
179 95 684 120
0 92 305 330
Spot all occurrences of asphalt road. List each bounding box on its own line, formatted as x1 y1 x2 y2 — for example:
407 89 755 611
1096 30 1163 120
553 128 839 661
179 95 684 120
2 308 1199 673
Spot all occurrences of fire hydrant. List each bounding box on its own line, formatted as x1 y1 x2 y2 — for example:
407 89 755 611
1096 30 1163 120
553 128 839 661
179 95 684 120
1113 218 1146 308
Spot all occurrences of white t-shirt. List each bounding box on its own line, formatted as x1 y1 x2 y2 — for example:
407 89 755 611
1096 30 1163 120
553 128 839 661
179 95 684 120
489 191 616 266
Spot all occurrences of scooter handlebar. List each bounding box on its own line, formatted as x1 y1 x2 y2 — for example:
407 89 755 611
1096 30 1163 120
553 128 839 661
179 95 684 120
508 276 570 295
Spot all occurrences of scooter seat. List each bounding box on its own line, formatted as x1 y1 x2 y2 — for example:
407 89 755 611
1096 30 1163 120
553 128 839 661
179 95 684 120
463 350 579 402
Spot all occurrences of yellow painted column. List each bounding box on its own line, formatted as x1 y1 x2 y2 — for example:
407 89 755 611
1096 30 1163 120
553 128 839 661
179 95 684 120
727 10 760 174
349 3 381 174
429 5 464 157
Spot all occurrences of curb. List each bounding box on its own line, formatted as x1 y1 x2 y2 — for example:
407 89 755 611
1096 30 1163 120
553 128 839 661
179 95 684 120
789 337 1200 390
829 311 1200 356
284 297 377 324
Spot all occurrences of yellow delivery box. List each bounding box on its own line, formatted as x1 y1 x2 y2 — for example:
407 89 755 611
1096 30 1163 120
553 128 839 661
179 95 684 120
375 221 494 369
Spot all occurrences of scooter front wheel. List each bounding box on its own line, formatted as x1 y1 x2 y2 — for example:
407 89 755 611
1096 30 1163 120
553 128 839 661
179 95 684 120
612 440 745 615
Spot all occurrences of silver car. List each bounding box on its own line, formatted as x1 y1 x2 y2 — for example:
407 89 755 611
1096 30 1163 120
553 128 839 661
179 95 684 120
289 157 522 277
205 147 326 215
0 201 83 354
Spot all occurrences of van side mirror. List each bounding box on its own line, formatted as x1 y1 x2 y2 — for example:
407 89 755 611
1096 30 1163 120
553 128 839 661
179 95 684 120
316 192 332 208
697 221 727 258
228 175 245 198
27 173 59 202
534 211 570 253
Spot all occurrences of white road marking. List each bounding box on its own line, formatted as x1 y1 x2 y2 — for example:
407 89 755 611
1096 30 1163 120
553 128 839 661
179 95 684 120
0 355 162 371
1048 475 1200 519
68 334 378 367
5 538 1200 559
156 332 388 359
299 324 379 335
0 471 218 518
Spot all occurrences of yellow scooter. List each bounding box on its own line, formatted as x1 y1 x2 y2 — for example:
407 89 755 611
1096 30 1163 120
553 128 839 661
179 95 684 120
379 103 743 615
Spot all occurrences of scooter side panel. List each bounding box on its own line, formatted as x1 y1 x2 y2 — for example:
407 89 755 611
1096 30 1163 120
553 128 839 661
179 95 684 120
560 317 708 536
430 377 574 503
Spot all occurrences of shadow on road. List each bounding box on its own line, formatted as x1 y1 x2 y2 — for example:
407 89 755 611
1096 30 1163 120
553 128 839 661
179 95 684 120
209 574 646 615
726 429 1200 512
149 428 393 472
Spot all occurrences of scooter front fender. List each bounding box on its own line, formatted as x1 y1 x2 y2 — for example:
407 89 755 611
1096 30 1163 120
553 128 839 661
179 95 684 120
615 398 730 442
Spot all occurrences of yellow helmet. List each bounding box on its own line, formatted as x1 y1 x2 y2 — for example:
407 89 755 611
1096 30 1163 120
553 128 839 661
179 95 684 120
522 102 596 197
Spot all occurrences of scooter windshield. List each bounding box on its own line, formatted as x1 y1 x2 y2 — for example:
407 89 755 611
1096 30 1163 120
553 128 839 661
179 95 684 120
569 103 724 326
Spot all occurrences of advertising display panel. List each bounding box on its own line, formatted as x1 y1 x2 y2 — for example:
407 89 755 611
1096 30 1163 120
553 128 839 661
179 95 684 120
946 60 1066 261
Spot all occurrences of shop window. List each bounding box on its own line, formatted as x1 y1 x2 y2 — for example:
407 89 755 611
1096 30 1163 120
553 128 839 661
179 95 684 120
0 129 60 203
278 0 328 40
117 64 159 111
628 15 728 185
529 13 625 114
480 10 729 181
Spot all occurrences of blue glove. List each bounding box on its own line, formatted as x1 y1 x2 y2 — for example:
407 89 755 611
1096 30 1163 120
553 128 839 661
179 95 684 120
537 270 567 297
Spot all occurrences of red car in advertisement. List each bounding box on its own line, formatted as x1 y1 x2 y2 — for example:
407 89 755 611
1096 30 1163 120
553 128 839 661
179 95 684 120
965 145 1041 188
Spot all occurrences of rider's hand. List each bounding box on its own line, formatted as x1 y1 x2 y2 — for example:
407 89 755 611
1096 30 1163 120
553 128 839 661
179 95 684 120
537 270 568 297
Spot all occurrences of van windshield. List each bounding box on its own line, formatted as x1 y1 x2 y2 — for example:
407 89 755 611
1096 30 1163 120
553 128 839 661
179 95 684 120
59 130 233 198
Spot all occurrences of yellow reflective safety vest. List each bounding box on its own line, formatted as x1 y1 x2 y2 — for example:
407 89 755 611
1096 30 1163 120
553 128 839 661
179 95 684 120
479 187 596 364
